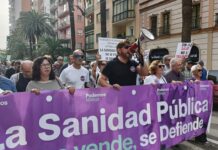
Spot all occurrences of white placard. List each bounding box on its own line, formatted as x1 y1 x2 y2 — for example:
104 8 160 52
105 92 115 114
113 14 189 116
98 37 124 61
175 42 193 59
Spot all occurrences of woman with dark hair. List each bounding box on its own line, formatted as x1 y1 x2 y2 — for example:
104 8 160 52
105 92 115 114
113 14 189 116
26 57 75 94
144 60 167 84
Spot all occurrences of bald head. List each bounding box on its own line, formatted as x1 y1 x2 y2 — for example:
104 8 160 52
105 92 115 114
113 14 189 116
73 49 84 56
21 60 33 78
72 49 85 65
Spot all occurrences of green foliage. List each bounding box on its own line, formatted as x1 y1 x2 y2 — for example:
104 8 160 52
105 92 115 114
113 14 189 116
37 37 73 59
16 10 55 59
7 29 28 60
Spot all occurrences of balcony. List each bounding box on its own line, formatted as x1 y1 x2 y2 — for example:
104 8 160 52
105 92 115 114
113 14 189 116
85 5 94 16
85 43 94 50
58 10 69 18
58 21 70 31
85 24 94 33
113 10 135 23
159 26 170 36
50 2 58 12
59 0 67 5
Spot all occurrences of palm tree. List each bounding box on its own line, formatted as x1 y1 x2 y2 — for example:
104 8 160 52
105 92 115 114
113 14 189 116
67 0 75 50
7 28 28 59
17 10 54 59
37 37 63 58
100 0 107 37
182 0 192 42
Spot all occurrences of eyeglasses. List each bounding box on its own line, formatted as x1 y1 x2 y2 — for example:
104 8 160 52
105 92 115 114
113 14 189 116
158 65 165 68
123 45 131 49
73 54 84 59
40 63 51 68
198 69 202 72
57 59 63 61
100 63 107 66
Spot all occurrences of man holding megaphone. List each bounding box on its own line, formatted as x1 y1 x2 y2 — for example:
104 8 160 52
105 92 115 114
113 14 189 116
98 40 149 89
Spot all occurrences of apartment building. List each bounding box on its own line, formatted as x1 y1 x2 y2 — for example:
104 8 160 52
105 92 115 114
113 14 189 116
139 0 218 69
9 0 32 34
84 0 140 61
57 0 85 50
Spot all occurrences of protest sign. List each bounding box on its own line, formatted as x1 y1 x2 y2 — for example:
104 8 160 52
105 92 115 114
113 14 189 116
98 37 124 61
175 43 193 59
0 82 212 150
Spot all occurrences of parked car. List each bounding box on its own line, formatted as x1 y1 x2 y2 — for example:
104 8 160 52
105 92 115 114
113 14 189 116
207 70 218 105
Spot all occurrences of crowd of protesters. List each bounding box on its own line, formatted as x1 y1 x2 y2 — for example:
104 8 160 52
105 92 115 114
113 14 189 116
0 40 209 144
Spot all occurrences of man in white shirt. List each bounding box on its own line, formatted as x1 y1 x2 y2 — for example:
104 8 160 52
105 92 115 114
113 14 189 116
60 49 89 89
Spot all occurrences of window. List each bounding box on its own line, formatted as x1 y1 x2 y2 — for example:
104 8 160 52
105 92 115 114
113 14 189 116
63 3 67 12
76 43 82 49
150 15 157 37
192 3 200 29
77 29 83 36
96 13 101 23
85 33 94 49
96 33 101 42
113 0 135 22
77 15 82 22
106 9 109 20
128 26 134 36
160 11 170 35
215 13 218 26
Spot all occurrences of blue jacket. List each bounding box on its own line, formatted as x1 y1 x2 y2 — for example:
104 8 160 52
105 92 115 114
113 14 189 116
0 76 17 92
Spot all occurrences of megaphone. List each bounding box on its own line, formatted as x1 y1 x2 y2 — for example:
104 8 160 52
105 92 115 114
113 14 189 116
129 28 155 53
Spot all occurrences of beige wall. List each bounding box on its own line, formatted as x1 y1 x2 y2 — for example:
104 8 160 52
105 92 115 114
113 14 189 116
139 0 218 70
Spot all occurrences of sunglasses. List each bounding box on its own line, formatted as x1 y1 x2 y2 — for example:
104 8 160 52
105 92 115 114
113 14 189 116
123 45 131 49
198 69 202 72
158 65 165 68
73 54 84 59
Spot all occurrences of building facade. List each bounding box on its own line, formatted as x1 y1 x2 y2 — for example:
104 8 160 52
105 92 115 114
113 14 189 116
57 0 85 50
84 0 140 61
9 0 32 34
139 0 218 69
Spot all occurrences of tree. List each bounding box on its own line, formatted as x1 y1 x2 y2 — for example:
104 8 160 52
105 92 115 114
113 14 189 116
67 0 76 50
37 37 63 58
17 10 54 59
7 29 28 59
100 0 107 37
182 0 192 42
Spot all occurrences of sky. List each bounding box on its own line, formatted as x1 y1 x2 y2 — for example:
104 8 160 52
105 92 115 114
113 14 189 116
0 0 9 50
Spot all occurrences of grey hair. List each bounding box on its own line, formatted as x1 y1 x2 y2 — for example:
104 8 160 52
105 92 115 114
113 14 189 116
170 58 181 68
21 60 33 66
191 64 201 73
163 55 171 63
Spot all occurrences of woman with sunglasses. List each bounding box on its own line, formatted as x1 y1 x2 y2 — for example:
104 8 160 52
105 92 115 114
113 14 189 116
189 64 208 144
26 56 75 94
190 64 203 81
144 60 167 84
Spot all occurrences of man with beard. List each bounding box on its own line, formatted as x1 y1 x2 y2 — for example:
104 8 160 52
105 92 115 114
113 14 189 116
98 40 148 88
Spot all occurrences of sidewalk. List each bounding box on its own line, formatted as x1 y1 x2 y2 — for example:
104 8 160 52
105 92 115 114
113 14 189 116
167 110 218 150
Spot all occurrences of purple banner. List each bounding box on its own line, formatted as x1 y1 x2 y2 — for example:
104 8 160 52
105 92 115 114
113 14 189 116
0 81 213 150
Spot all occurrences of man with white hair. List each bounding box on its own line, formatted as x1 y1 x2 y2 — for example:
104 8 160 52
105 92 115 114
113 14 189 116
162 55 171 74
10 60 33 92
164 58 185 83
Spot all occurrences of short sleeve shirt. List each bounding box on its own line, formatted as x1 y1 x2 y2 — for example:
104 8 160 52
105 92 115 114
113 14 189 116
60 65 89 89
102 57 138 86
